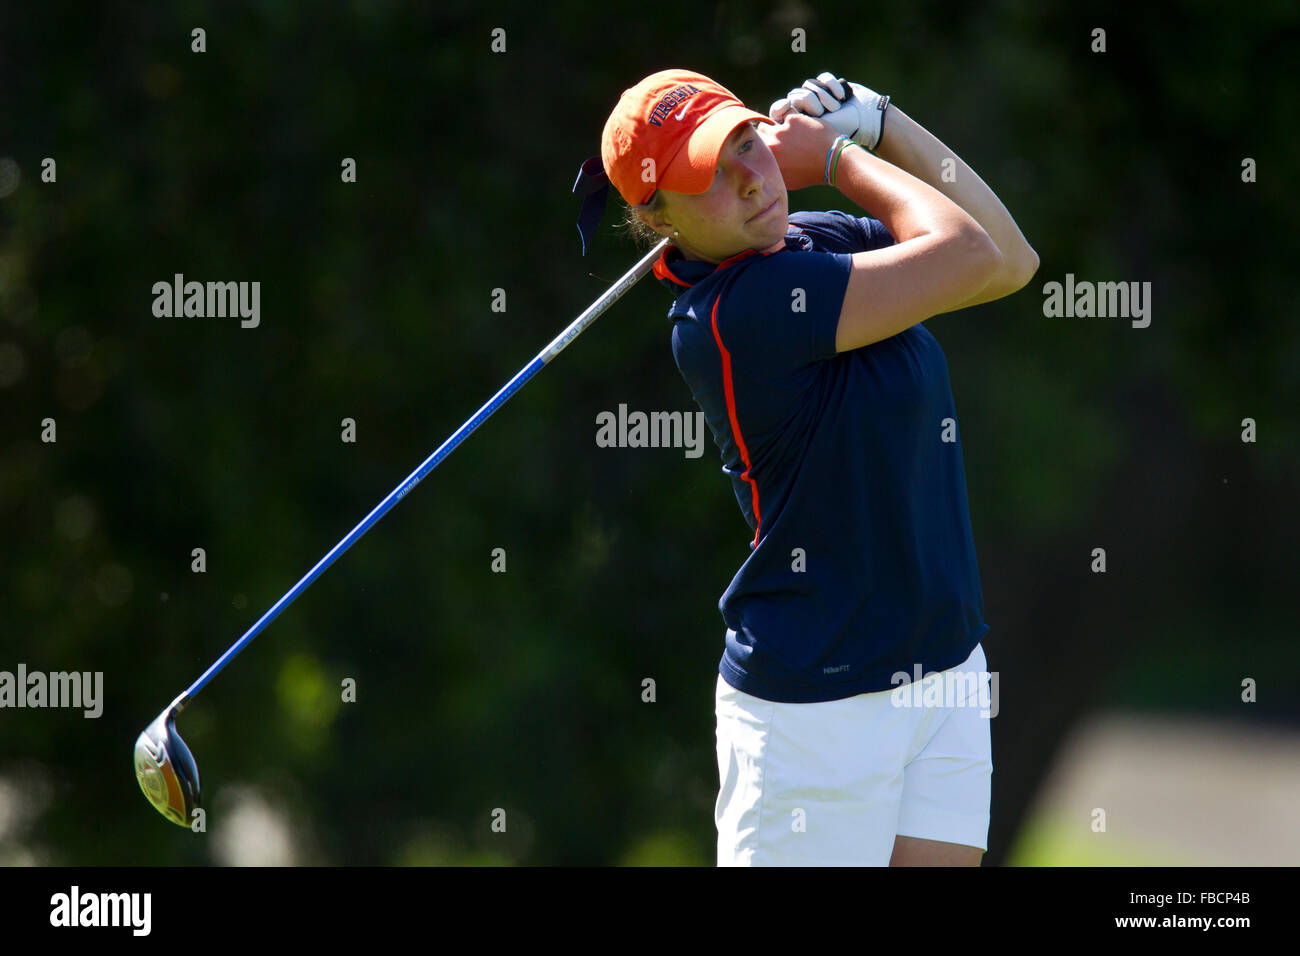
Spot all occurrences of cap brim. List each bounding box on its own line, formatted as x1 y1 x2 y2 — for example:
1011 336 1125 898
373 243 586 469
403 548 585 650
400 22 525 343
660 105 775 196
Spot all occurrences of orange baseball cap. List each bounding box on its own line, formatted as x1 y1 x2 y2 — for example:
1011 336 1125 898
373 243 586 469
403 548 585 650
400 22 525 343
601 69 775 207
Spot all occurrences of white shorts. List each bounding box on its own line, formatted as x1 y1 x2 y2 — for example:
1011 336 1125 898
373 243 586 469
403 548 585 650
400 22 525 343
714 642 993 866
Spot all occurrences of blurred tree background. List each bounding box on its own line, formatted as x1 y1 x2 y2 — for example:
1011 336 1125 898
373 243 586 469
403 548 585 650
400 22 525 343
1 0 1296 865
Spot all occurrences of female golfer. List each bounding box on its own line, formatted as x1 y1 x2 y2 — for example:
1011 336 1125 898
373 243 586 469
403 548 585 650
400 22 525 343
599 69 1036 865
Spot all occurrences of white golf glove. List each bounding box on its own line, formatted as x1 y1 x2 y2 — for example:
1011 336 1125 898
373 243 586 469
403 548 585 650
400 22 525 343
770 72 890 150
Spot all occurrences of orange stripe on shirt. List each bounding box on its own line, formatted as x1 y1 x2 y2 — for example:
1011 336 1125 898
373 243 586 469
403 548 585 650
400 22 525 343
653 248 693 287
708 294 762 548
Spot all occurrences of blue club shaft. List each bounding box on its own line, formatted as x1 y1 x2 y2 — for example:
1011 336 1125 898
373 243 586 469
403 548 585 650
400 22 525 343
180 238 669 705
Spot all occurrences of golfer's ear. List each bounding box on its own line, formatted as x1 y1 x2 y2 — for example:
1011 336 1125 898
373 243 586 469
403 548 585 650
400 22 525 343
640 208 673 236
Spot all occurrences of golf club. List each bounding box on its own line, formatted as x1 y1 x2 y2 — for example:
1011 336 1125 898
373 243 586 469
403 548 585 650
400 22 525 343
134 235 670 827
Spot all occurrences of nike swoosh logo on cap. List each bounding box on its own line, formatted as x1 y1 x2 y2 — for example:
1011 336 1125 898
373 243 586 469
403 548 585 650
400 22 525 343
675 107 688 120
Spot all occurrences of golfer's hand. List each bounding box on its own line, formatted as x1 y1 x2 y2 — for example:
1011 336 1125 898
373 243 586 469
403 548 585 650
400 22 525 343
770 72 890 150
759 112 840 191
770 72 848 121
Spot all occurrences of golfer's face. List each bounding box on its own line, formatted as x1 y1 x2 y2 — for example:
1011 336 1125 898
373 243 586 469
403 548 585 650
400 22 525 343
666 122 789 263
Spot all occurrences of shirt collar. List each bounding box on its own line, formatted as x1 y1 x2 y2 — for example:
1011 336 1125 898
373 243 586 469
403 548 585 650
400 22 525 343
654 226 812 294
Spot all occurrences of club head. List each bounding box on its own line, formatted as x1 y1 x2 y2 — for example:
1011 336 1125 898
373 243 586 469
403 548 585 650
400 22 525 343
134 695 201 828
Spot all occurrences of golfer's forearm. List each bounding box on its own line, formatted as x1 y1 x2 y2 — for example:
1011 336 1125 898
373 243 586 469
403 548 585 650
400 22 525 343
833 143 991 250
875 107 1038 284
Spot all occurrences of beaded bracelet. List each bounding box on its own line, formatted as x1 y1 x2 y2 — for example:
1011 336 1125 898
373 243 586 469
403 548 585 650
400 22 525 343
826 137 860 188
823 136 851 186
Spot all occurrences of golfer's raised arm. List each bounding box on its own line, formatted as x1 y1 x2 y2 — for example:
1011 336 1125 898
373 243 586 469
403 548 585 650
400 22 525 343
828 129 1003 352
873 106 1039 308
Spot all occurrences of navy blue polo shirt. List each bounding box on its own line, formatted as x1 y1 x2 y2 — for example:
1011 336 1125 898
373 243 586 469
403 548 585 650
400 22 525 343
661 210 989 703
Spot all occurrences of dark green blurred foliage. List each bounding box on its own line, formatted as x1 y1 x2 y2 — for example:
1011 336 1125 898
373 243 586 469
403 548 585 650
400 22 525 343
1 0 1296 864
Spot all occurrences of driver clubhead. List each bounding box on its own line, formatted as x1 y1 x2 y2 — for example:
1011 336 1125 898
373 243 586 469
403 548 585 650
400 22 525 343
134 697 201 828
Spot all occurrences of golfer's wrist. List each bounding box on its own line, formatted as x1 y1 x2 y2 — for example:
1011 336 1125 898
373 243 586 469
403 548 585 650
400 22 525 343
824 136 863 188
868 105 922 170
